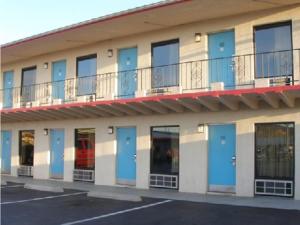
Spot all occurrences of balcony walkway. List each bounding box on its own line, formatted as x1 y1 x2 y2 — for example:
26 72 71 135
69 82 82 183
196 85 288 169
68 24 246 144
1 84 300 123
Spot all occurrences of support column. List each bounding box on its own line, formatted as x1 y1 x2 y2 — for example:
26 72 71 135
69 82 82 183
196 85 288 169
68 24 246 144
33 128 50 180
64 127 74 182
11 129 19 177
179 122 208 194
236 121 255 197
94 125 116 186
136 124 150 189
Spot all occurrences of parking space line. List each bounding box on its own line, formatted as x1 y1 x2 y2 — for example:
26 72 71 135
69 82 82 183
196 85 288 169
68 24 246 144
0 185 24 189
1 192 87 205
61 199 173 225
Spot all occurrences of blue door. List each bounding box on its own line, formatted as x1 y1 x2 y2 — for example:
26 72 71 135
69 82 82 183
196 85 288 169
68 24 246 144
208 124 236 193
50 129 64 178
52 60 66 99
208 30 235 88
118 48 137 98
1 131 12 174
116 127 136 185
3 71 14 108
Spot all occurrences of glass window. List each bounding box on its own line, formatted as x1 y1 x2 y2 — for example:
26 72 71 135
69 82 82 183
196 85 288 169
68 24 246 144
21 67 36 102
254 22 293 78
19 130 34 166
151 126 179 175
255 123 294 180
75 128 95 170
77 55 97 95
152 39 179 88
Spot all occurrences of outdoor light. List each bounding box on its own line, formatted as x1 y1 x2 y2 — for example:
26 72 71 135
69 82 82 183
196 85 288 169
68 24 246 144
107 49 113 57
43 62 49 69
107 126 114 134
195 33 201 42
43 128 49 136
197 124 205 133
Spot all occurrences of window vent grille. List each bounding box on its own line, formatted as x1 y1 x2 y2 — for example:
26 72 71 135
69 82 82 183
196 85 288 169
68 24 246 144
255 179 293 197
73 169 94 182
149 174 178 189
17 166 33 177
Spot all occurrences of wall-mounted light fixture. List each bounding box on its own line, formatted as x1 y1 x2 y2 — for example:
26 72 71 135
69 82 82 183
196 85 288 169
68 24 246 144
195 33 201 43
107 49 113 58
43 128 49 136
43 62 49 69
107 126 114 134
197 124 205 133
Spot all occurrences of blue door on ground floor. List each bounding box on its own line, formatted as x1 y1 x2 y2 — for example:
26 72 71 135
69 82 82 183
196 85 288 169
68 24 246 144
118 48 137 98
208 30 235 88
1 131 12 174
50 129 65 178
52 60 66 100
208 124 236 193
116 127 136 185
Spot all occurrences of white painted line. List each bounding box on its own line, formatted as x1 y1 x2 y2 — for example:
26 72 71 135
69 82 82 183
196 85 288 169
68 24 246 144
61 199 173 225
0 185 24 189
1 192 87 205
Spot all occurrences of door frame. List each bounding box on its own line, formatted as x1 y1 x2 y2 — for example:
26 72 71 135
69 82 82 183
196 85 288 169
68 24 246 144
51 59 67 100
1 130 12 174
3 71 14 108
49 128 65 179
207 29 236 87
207 123 237 193
115 126 137 186
117 46 138 98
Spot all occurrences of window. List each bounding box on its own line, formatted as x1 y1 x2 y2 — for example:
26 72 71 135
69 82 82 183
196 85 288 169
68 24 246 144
255 123 294 180
254 22 293 78
76 54 97 96
152 39 179 88
150 126 179 175
75 128 95 170
21 67 36 102
19 130 34 166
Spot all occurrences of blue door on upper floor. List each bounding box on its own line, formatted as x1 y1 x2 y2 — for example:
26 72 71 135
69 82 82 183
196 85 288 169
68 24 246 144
116 127 136 185
1 131 12 174
118 48 137 98
208 124 236 193
208 30 235 88
50 129 65 179
3 71 14 108
52 60 66 100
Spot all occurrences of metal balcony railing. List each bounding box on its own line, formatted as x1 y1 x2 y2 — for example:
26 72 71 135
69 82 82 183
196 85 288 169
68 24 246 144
1 49 299 109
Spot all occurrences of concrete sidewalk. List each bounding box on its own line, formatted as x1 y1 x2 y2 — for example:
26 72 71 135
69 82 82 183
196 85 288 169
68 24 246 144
2 175 300 210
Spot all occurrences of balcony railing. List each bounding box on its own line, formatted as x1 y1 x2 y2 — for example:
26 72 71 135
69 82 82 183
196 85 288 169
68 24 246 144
1 49 299 109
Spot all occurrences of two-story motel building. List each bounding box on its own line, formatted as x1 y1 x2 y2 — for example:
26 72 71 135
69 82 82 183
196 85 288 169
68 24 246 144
1 0 300 199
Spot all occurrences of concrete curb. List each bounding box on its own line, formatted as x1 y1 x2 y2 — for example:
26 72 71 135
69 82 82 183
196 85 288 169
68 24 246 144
24 183 64 193
88 191 142 202
1 180 7 185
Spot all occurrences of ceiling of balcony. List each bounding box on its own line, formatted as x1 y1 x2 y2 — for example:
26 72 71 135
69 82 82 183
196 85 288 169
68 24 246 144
2 0 300 65
1 85 300 123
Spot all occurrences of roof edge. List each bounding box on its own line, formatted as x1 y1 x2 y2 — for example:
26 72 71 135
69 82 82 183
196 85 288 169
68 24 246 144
1 0 190 49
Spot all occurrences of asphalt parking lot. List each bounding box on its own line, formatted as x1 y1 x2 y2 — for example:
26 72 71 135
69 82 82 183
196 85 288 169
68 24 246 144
1 182 300 225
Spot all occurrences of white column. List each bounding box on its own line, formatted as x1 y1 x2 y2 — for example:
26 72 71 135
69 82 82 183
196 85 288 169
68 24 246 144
10 129 19 177
236 121 255 197
136 124 151 189
64 127 75 182
179 123 208 194
94 126 116 186
33 128 50 180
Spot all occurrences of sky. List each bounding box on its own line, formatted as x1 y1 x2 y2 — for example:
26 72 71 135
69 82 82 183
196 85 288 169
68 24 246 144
0 0 161 45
